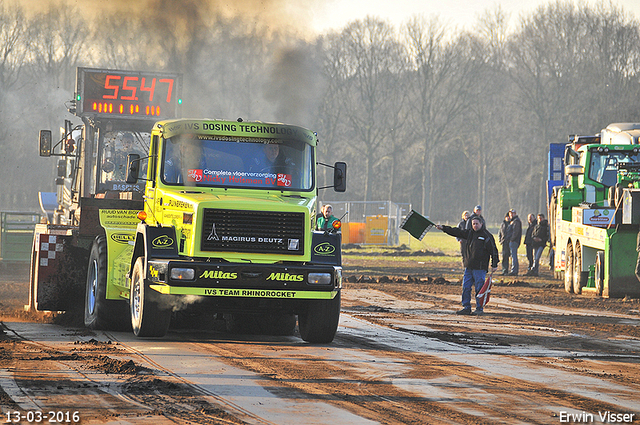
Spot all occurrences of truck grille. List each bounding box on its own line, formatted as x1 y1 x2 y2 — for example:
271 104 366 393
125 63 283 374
201 209 305 255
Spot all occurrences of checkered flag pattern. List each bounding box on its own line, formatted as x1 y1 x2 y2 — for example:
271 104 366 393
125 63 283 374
38 234 63 267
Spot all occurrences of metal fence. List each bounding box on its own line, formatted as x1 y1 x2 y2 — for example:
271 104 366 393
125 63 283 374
1 211 40 262
320 201 412 246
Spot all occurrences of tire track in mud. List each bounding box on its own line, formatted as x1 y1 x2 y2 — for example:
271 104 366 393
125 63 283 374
1 322 249 424
197 339 487 425
336 289 640 422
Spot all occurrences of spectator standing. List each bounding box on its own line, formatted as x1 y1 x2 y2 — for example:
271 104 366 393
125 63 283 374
436 217 499 316
498 211 512 275
465 205 486 230
529 213 550 276
524 214 537 273
456 210 471 265
457 211 470 245
507 209 522 276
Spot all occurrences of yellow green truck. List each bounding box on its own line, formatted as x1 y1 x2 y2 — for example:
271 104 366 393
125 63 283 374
29 67 347 343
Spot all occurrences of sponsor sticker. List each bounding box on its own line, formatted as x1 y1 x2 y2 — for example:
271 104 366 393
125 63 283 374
314 242 336 255
111 233 135 244
152 235 175 249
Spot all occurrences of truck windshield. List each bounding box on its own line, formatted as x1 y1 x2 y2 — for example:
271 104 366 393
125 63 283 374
98 130 149 193
161 135 314 191
588 150 640 187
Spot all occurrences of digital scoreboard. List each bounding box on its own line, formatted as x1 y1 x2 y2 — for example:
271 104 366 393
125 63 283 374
75 67 183 120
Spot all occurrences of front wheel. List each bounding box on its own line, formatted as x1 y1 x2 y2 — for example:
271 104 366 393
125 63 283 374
298 292 341 343
130 257 171 337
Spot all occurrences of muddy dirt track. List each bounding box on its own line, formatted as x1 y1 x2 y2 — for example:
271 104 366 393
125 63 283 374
0 249 639 424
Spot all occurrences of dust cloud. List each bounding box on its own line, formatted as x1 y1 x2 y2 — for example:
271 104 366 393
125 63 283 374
24 0 325 37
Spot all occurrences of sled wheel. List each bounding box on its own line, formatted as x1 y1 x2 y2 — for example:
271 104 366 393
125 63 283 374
130 257 171 337
595 251 605 296
298 292 341 343
84 235 130 330
564 243 574 294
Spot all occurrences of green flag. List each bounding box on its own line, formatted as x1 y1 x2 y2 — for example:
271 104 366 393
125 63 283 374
400 210 435 240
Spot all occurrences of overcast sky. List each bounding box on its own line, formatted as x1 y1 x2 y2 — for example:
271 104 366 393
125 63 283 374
308 0 640 33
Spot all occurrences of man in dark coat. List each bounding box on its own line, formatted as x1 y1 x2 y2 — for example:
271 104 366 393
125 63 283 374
437 217 499 315
465 205 485 230
524 213 537 273
529 213 549 276
498 211 512 275
507 209 522 276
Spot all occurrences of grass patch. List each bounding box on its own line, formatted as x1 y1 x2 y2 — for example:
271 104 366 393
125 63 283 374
343 230 462 257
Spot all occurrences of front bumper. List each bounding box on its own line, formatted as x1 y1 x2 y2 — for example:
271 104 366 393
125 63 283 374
145 259 341 300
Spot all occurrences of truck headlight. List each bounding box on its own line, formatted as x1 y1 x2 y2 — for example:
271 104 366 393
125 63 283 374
170 267 195 280
308 273 332 285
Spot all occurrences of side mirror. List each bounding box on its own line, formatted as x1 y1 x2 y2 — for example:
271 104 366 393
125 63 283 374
333 161 347 192
565 164 584 177
39 130 52 157
126 154 141 184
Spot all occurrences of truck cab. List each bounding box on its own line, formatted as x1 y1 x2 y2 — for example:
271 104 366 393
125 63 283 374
123 119 347 342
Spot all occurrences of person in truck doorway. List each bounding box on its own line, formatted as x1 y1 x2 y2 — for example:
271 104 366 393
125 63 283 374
436 217 499 316
317 204 339 231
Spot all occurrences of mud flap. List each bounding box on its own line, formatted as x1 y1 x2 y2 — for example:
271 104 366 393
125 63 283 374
130 224 179 278
311 231 341 265
31 233 87 311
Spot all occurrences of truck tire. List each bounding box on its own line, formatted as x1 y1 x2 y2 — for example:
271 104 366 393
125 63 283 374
595 251 605 296
130 257 171 337
573 243 587 294
298 292 341 343
564 243 574 294
84 235 130 331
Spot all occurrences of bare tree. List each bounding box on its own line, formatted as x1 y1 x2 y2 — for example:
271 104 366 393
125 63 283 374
0 0 26 94
26 3 90 90
403 17 483 216
329 17 407 202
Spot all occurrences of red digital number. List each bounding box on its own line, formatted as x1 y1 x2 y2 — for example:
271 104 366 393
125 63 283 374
103 75 120 99
121 76 138 101
159 78 174 103
140 77 156 102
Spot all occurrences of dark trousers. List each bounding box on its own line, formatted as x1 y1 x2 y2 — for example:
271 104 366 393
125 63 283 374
501 244 510 272
526 243 534 270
